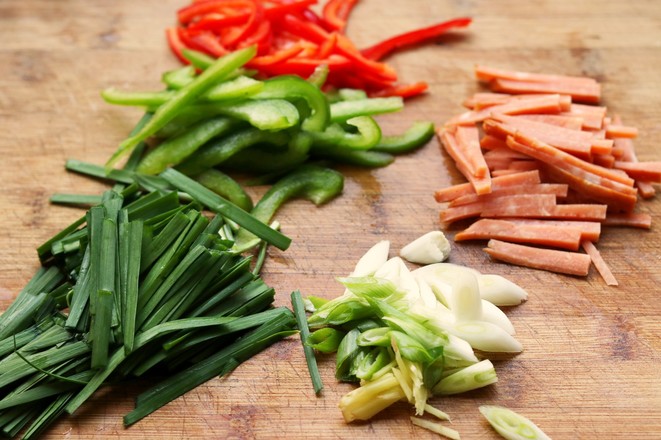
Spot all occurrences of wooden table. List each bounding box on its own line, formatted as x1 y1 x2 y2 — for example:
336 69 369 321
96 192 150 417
1 0 660 438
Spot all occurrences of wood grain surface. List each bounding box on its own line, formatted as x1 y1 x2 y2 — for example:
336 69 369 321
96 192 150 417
1 0 660 438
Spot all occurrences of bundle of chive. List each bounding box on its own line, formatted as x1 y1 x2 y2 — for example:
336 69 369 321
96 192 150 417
0 170 299 438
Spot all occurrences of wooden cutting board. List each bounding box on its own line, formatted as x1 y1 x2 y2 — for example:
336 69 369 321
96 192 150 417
1 0 660 438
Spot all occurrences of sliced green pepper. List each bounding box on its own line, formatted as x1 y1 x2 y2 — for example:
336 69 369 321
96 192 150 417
233 165 344 252
330 97 403 122
181 48 216 70
136 117 235 175
162 66 196 89
252 75 330 132
373 121 435 154
309 116 381 150
313 148 394 168
306 64 329 89
223 131 312 175
102 76 265 108
195 169 253 212
176 127 290 176
106 45 257 169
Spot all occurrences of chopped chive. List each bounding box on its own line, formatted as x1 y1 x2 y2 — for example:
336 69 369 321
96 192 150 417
160 168 291 250
122 221 143 355
124 309 295 426
50 194 103 207
291 291 323 395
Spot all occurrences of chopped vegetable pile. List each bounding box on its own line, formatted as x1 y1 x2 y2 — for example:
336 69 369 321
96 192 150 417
435 65 659 284
95 46 436 254
0 183 299 437
168 0 472 97
298 239 529 438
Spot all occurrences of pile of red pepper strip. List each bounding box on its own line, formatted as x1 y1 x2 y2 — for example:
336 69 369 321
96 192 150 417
167 0 471 98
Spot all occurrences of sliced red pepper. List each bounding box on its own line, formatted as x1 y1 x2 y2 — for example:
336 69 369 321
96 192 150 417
180 28 228 57
186 13 250 33
335 34 397 82
222 1 263 48
264 0 318 20
370 81 429 99
260 54 351 78
178 0 254 25
166 27 190 64
360 17 473 61
322 0 358 32
239 20 272 54
281 14 330 44
315 32 338 60
247 43 305 67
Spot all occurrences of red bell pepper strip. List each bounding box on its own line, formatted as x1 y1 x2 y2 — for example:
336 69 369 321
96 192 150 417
335 34 397 82
360 17 472 61
247 43 305 67
281 14 331 44
187 13 250 33
370 81 429 99
178 0 254 25
238 20 272 54
166 27 190 64
322 0 358 32
315 32 338 59
180 28 228 57
222 1 263 47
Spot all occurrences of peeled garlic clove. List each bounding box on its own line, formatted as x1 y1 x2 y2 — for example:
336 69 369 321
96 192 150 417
399 231 451 265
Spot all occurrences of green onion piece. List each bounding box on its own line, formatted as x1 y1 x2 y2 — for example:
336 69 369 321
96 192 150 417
373 121 435 154
432 359 497 395
106 45 257 169
479 405 551 440
160 168 291 251
90 290 114 369
410 416 460 440
291 291 323 395
306 327 344 353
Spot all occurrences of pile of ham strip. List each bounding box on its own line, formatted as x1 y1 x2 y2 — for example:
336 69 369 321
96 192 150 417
435 65 660 285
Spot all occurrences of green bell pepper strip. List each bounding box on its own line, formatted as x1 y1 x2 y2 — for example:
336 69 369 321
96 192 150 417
232 165 344 252
223 131 312 175
137 117 235 175
195 169 254 212
162 66 196 89
308 116 382 150
307 63 329 89
181 48 216 70
102 76 265 108
176 127 290 176
329 97 403 122
106 45 257 169
312 148 394 168
204 76 264 100
337 88 368 101
252 75 330 132
212 99 300 131
372 121 435 154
